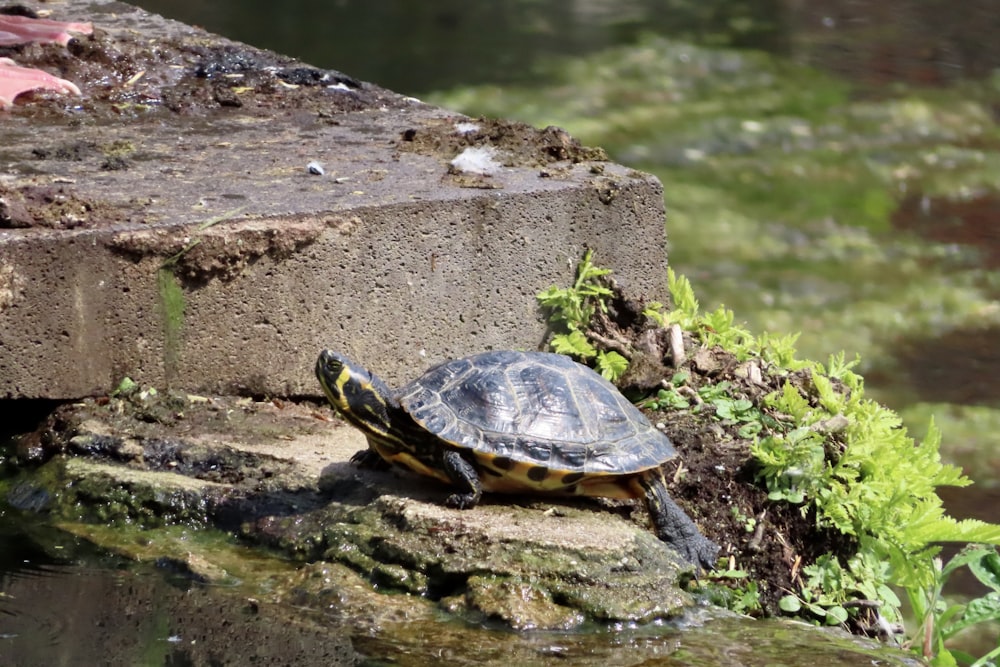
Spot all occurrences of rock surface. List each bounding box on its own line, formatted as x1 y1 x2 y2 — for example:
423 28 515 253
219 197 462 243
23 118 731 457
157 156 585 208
8 389 695 629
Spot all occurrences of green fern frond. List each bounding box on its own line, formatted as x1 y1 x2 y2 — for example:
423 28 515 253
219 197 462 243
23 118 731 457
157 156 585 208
596 350 629 381
550 330 597 359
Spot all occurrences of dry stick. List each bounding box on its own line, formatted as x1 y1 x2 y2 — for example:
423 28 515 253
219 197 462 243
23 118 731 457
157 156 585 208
747 510 767 552
669 324 685 367
587 308 635 358
586 330 633 358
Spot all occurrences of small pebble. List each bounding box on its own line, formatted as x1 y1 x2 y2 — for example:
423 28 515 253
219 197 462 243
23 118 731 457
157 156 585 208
306 161 324 176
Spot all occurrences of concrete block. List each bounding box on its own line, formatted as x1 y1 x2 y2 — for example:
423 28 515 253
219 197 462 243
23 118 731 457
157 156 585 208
0 0 668 399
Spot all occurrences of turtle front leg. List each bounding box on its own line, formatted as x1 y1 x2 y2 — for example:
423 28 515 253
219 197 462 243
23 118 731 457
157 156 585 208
350 447 391 471
441 450 482 509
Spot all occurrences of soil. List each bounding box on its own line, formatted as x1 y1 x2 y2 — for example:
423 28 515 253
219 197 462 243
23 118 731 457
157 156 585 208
0 6 399 119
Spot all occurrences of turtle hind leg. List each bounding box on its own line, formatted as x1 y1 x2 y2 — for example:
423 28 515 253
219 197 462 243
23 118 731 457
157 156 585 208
638 469 720 572
441 450 483 509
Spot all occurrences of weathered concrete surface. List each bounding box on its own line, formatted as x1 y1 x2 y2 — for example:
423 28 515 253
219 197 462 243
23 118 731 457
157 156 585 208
0 0 669 399
6 390 694 630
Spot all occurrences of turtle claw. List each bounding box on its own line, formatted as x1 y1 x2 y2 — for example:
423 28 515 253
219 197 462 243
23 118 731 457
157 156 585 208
681 534 721 574
445 492 480 509
350 448 390 470
442 451 482 509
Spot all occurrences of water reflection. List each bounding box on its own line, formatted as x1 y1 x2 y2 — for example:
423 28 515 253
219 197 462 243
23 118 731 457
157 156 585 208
131 0 998 96
0 549 356 666
0 517 921 666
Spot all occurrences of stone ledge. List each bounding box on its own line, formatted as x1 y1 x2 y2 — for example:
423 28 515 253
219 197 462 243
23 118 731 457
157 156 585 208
8 392 693 630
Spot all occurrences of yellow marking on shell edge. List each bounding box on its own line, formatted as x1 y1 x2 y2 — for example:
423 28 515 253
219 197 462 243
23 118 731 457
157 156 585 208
477 457 645 500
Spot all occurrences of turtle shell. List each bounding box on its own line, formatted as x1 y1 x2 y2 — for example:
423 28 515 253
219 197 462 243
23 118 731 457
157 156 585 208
396 351 675 489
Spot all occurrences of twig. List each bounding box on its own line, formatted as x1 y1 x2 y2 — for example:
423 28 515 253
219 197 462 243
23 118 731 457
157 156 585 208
669 323 685 367
747 510 767 552
160 206 246 270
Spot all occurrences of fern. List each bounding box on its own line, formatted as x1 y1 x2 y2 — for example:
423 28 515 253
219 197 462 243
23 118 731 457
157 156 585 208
596 350 629 381
757 331 805 368
542 254 1000 661
766 381 815 423
537 249 613 332
667 267 699 320
536 250 631 382
550 329 597 359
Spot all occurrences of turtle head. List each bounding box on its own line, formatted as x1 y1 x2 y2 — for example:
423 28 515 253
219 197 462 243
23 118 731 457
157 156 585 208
316 350 395 437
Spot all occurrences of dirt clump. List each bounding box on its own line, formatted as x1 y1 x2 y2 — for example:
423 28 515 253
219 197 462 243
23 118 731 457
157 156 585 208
398 116 609 171
574 282 856 619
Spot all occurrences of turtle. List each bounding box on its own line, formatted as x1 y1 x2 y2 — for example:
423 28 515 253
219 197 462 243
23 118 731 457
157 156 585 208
316 348 719 570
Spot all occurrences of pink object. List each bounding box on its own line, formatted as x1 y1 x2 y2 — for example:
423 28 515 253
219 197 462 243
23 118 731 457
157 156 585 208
0 14 92 109
0 57 81 108
0 14 92 46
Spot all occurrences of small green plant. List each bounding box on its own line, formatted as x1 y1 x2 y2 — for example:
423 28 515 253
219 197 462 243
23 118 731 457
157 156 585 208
704 566 763 616
752 427 827 504
111 376 139 398
729 506 758 533
903 545 1000 666
778 555 853 626
640 372 690 410
648 268 810 369
537 249 628 380
536 249 613 332
713 395 769 438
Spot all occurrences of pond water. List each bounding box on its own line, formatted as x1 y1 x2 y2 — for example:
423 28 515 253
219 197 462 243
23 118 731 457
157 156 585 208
4 0 1000 664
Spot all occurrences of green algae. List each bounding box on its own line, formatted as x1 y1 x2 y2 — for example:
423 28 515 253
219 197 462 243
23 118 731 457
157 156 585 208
262 497 693 628
156 267 185 384
460 575 585 630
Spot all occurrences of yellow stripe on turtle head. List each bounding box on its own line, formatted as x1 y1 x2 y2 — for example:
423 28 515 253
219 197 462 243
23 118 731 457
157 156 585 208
316 349 394 438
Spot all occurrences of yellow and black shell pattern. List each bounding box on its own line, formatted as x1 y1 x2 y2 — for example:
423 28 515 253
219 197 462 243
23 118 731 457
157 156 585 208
396 350 676 494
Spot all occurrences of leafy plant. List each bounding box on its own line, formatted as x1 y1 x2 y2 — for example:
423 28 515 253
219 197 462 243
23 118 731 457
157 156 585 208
537 248 613 334
730 506 758 533
701 561 763 615
752 427 827 504
546 253 1000 663
904 545 1000 666
537 249 627 380
595 349 629 381
705 568 763 616
640 372 691 411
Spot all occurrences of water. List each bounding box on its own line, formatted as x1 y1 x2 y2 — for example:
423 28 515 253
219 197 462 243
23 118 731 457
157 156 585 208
0 518 919 666
0 517 357 666
130 0 791 95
